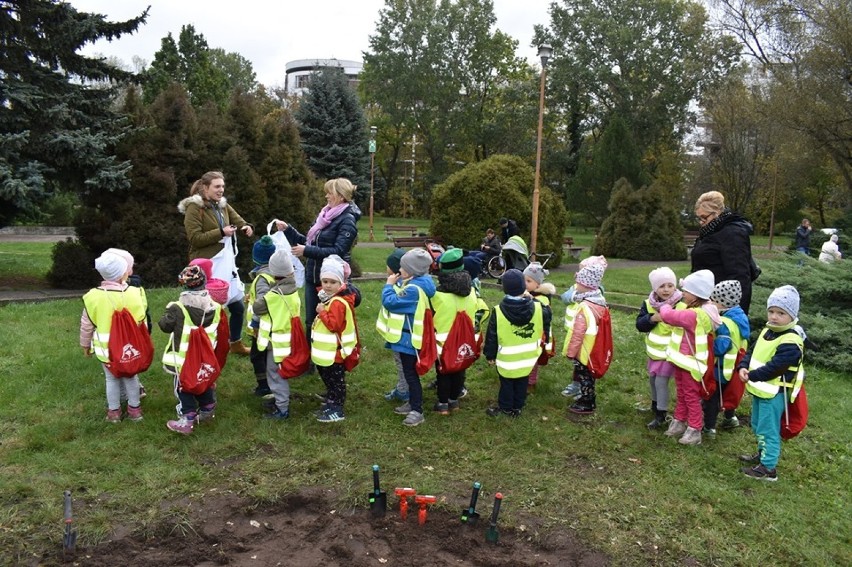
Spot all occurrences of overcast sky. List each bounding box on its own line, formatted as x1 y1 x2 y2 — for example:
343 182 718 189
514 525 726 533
70 0 555 86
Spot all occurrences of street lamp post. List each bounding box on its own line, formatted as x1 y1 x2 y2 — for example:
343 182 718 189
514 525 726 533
530 44 552 258
368 126 377 242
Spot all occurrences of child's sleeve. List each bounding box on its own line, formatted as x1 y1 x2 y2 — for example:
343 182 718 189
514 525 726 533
79 309 94 348
746 342 802 382
157 304 180 334
658 304 696 329
713 322 733 356
635 301 656 333
253 295 270 316
483 307 499 360
318 300 347 334
381 283 418 313
541 303 552 344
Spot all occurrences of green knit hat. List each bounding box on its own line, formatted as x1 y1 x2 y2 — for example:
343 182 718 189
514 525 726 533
438 247 464 273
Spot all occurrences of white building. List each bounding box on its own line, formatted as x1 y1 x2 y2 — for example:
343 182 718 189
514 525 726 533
284 59 363 96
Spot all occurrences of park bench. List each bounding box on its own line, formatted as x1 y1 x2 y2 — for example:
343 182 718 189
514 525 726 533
384 225 418 240
563 236 585 260
684 230 700 254
392 236 443 249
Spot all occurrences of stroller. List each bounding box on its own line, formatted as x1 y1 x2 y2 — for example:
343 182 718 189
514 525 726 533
486 235 530 278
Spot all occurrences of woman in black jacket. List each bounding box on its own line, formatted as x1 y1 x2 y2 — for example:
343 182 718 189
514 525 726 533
279 178 360 341
691 191 755 315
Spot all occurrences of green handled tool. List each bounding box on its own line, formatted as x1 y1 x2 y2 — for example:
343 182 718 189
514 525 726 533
485 492 503 543
368 464 387 517
461 481 481 525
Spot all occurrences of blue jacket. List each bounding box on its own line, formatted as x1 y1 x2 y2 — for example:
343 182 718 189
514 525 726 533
714 305 750 383
283 202 361 285
381 275 436 355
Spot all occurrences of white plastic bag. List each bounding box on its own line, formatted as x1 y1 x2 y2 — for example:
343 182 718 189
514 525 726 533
266 219 305 288
210 236 245 304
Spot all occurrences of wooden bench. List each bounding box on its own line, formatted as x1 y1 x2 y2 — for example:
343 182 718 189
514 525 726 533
684 230 700 254
384 225 418 240
562 237 584 259
392 236 444 249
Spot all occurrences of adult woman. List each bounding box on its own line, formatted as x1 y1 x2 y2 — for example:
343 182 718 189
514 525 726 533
819 234 842 263
279 178 360 341
690 191 755 315
179 171 254 355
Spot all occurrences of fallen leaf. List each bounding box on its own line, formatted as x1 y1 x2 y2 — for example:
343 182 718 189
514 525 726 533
628 458 641 464
378 559 388 564
249 520 261 528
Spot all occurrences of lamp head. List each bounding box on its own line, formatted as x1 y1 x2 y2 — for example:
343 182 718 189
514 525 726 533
537 44 553 67
370 126 377 138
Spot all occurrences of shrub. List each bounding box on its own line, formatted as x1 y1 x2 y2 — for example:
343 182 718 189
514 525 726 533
46 239 99 289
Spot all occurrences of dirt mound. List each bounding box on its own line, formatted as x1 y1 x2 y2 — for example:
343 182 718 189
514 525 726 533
61 487 609 566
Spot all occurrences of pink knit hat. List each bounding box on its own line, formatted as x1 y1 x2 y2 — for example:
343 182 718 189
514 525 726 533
189 258 214 281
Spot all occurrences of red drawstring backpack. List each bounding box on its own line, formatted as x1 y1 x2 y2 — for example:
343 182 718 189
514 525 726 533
278 317 310 378
781 386 808 440
586 309 613 379
179 326 221 395
107 308 154 378
415 309 438 376
214 310 230 370
438 311 479 374
341 324 362 372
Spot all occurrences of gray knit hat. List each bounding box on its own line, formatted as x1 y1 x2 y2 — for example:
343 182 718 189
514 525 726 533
523 262 549 285
710 280 742 309
269 247 294 277
400 248 433 278
768 285 800 318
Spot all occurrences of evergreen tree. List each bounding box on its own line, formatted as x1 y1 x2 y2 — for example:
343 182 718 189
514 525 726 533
294 67 369 193
0 0 147 227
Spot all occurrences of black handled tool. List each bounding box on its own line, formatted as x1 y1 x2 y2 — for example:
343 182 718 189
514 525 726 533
368 465 387 517
485 492 503 543
461 481 481 525
63 490 77 560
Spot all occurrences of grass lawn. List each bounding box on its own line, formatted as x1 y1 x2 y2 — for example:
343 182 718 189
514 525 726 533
0 264 849 564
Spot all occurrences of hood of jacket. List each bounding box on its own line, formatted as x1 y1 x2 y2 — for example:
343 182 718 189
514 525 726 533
436 271 472 296
406 274 436 298
533 282 557 298
499 295 536 326
723 305 750 342
177 194 227 215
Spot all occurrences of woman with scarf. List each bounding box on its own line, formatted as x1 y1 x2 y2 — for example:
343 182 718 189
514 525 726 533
690 191 755 315
179 171 254 355
278 178 360 343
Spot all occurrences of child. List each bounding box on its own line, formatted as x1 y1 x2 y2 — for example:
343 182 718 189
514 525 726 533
738 285 805 481
252 247 301 420
381 249 410 403
311 255 359 422
158 265 223 435
523 262 556 393
377 248 436 427
561 256 609 414
703 280 750 435
635 267 683 429
431 248 478 414
483 269 549 416
80 251 146 423
653 270 721 445
246 235 278 397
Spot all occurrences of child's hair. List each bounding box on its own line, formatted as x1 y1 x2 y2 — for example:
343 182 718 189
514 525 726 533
189 171 225 196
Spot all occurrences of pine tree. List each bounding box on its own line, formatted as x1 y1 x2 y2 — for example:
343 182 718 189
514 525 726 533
0 0 147 226
294 67 369 193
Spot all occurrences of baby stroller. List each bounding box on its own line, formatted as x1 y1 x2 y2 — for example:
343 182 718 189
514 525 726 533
486 235 529 278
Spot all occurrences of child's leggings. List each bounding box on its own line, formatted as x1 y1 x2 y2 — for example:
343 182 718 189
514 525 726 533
672 368 702 429
103 364 140 411
318 363 347 408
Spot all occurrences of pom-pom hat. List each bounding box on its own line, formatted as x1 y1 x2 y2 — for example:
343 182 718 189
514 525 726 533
252 235 277 265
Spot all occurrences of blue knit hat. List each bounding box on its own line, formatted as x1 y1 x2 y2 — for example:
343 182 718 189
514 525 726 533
252 235 276 265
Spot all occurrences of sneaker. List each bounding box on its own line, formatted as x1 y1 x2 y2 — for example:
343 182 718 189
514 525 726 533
702 427 717 438
393 402 412 415
254 383 272 397
105 409 122 423
264 409 290 420
402 411 424 426
126 405 143 422
568 403 594 415
139 384 147 399
561 382 581 397
317 406 346 423
197 404 216 423
459 387 468 399
741 463 777 481
679 427 702 445
433 402 450 415
448 399 460 412
485 406 513 417
719 416 740 429
664 419 688 438
167 416 195 435
383 388 410 402
647 417 665 430
739 452 761 464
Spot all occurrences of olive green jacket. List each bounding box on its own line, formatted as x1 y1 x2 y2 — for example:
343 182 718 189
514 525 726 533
178 194 250 260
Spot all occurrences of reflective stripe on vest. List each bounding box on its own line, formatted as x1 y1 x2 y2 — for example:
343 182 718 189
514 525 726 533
376 282 428 348
257 291 301 363
495 302 543 378
432 289 478 356
82 287 148 363
746 329 805 399
562 302 598 366
644 300 684 360
666 308 712 382
719 315 747 381
311 296 357 366
161 302 221 373
247 273 275 330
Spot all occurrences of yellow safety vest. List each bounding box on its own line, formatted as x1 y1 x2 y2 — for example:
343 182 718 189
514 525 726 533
718 315 748 381
82 287 148 363
495 302 544 378
246 272 275 330
376 282 429 348
562 301 598 366
644 300 685 360
311 296 358 367
746 329 805 400
534 294 555 355
432 290 478 356
474 296 490 344
666 308 713 382
257 290 301 363
161 302 222 374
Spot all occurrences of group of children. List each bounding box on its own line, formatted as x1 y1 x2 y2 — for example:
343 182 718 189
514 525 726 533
80 242 807 481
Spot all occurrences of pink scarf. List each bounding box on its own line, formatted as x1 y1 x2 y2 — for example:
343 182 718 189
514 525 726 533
648 289 683 311
305 203 350 246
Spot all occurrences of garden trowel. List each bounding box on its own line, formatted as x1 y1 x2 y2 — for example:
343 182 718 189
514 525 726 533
485 492 503 543
62 490 77 560
368 464 387 517
461 481 481 525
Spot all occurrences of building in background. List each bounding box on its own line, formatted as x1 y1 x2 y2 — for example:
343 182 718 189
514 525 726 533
284 59 363 96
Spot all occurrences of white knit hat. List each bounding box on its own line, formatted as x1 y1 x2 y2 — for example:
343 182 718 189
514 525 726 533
648 267 676 292
768 285 800 318
320 255 345 283
269 248 294 277
94 251 128 282
680 270 715 300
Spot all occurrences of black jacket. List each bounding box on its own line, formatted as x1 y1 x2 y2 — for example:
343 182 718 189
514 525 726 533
483 296 552 361
284 202 361 285
690 212 754 314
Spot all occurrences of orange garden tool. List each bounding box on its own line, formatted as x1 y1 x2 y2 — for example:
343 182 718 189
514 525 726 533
461 481 482 525
485 492 503 543
395 487 416 520
415 494 436 525
369 465 387 517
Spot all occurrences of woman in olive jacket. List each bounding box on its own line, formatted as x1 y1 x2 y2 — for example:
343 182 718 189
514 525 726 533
691 191 755 315
179 171 254 354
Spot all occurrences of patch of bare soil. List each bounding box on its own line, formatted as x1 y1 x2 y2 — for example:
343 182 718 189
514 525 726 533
56 487 610 566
